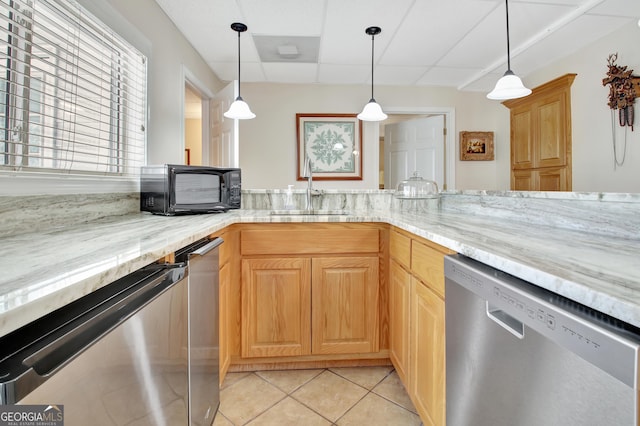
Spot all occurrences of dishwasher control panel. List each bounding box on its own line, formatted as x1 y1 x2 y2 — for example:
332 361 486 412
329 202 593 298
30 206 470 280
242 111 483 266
491 284 602 351
445 254 640 390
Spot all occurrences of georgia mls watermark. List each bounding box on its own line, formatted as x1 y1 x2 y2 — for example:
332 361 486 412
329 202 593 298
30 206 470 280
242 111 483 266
0 405 64 426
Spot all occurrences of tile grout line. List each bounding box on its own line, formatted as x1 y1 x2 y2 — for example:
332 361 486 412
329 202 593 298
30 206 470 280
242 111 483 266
284 369 352 425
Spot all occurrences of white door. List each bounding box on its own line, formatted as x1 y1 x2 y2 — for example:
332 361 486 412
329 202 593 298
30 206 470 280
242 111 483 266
384 115 445 190
210 81 238 167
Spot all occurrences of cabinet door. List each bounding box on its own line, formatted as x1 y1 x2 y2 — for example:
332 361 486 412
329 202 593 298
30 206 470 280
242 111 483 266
410 277 445 426
311 256 379 354
510 107 533 169
535 93 567 168
241 257 311 357
512 169 534 191
389 259 411 384
538 167 567 191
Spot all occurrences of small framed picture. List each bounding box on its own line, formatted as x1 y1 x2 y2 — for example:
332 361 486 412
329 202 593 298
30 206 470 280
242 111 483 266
296 113 363 180
460 131 494 161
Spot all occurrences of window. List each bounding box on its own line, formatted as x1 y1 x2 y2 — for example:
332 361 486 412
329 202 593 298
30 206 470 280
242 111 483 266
0 0 146 177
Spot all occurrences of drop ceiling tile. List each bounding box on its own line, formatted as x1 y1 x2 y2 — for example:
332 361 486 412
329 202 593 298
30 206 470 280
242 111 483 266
253 35 321 63
511 14 633 76
516 0 585 5
320 0 415 65
463 72 506 93
238 0 326 35
589 0 640 17
438 2 575 69
317 64 370 84
210 61 266 83
374 66 429 86
380 0 496 67
416 67 486 88
262 63 319 83
155 0 246 62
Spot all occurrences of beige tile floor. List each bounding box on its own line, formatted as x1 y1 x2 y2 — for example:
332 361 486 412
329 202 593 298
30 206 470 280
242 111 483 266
213 366 422 426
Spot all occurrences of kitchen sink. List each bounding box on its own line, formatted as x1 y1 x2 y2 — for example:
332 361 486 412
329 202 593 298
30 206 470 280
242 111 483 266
269 209 351 216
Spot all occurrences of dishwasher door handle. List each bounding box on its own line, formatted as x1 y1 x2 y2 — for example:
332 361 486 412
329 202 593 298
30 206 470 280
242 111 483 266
191 237 224 256
486 302 525 339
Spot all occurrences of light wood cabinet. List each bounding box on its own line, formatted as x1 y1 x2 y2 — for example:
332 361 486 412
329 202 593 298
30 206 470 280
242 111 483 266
241 257 311 357
389 227 453 426
217 225 240 385
312 256 379 354
504 73 576 191
239 224 382 361
411 277 446 426
219 262 230 380
389 258 411 384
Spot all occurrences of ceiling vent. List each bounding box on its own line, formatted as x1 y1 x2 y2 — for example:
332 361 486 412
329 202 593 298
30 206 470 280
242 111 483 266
253 35 320 63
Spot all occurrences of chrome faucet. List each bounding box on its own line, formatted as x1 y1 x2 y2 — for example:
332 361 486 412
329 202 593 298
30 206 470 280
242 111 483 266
302 156 314 211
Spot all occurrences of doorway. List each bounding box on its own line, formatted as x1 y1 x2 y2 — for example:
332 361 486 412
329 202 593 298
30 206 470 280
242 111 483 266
182 66 214 166
380 107 455 191
184 83 203 165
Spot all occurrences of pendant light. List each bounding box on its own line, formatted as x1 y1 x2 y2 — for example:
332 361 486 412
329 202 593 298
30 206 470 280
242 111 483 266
487 0 531 100
357 26 387 122
224 22 255 119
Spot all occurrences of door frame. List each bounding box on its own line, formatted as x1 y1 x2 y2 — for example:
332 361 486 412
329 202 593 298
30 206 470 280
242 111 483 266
181 66 214 165
384 107 456 190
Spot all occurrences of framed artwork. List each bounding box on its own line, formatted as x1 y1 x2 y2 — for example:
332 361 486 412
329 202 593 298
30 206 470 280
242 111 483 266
460 131 495 161
296 113 363 180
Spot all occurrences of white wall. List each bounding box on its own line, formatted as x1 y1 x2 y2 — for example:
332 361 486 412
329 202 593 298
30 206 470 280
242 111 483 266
81 0 224 165
518 20 640 193
239 83 506 190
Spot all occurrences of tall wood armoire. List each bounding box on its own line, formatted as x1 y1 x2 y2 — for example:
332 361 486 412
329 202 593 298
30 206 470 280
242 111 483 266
503 74 576 191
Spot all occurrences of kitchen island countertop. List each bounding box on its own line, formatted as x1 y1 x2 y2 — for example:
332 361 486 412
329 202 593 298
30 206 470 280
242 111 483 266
1 204 639 336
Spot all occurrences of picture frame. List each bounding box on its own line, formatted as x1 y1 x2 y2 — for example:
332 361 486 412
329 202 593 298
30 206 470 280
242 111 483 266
460 131 495 161
296 113 363 180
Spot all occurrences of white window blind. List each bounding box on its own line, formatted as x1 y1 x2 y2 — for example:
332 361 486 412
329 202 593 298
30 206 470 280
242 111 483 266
0 0 147 176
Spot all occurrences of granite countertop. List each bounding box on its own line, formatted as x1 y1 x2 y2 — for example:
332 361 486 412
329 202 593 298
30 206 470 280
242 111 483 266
1 205 639 337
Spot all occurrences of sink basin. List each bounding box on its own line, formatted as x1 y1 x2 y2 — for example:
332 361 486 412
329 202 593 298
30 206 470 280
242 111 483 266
269 209 350 216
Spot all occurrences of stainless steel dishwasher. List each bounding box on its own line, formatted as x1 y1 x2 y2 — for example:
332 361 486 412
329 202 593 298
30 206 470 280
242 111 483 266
175 237 223 426
445 254 640 426
0 262 190 425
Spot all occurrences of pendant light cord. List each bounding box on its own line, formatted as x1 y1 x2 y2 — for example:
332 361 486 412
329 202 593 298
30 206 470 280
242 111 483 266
237 29 242 99
505 0 511 72
370 32 375 101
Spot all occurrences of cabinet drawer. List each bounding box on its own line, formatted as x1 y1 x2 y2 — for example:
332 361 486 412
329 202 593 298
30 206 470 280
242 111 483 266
411 239 453 299
241 227 379 255
390 229 411 269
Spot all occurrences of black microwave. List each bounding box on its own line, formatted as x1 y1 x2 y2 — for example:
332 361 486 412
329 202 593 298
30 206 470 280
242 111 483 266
140 164 241 215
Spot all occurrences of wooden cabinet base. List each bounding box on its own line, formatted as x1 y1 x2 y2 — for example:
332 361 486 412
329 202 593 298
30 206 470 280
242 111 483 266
389 227 453 426
228 351 391 372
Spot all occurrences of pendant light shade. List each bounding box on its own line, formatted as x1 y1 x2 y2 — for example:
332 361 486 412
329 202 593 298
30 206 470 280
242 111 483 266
487 70 531 100
224 22 255 120
358 26 387 122
359 100 387 121
225 96 255 119
487 0 531 101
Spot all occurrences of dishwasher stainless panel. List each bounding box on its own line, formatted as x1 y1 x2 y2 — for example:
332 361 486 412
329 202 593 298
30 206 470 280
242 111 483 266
176 237 223 426
0 264 189 425
445 254 640 426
